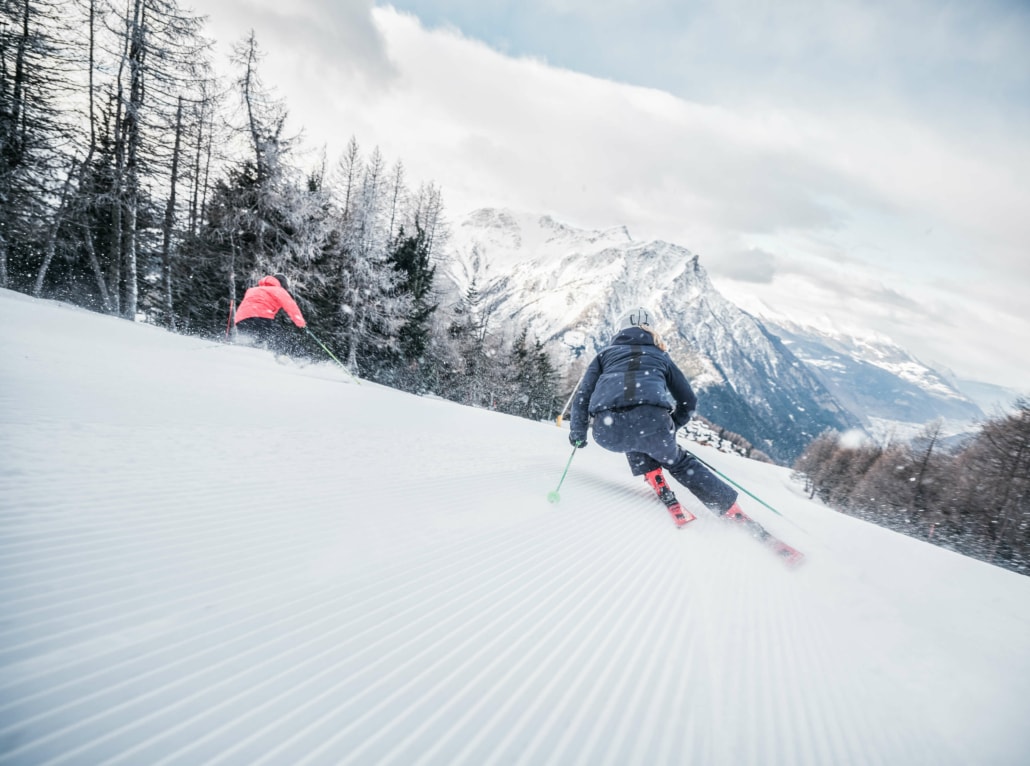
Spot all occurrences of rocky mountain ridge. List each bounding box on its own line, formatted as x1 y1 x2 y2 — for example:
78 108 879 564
764 320 984 443
438 208 984 462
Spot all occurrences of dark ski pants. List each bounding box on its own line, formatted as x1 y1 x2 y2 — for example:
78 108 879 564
236 317 292 355
591 405 737 514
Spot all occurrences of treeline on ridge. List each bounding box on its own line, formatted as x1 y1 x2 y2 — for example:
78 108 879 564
792 401 1030 575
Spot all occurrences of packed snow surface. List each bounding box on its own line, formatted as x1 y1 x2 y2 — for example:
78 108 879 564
1 288 1029 765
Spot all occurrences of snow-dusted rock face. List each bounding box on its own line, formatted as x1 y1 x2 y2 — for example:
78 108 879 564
442 208 988 459
442 209 861 463
765 321 984 443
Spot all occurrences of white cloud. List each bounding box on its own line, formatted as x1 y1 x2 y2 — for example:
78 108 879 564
201 2 1030 391
203 0 394 86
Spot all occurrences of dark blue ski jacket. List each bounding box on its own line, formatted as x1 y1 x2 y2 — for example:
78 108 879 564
569 327 697 443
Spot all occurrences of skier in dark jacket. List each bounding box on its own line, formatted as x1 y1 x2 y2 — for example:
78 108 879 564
234 274 306 354
569 307 740 525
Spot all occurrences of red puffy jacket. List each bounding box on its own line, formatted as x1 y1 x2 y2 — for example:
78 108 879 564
234 276 306 328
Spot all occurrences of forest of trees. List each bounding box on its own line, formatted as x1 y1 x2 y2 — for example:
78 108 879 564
1 0 561 421
792 401 1030 574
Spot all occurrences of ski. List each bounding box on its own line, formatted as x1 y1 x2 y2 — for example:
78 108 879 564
644 469 697 527
723 504 804 566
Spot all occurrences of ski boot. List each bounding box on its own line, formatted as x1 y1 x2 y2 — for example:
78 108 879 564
644 468 696 527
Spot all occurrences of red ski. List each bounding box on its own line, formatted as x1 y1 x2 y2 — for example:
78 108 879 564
723 503 804 566
644 468 696 527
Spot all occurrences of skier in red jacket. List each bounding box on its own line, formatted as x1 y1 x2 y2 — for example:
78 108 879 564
234 274 306 354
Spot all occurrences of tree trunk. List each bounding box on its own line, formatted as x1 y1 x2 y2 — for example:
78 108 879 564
228 231 238 342
82 227 113 313
0 0 31 288
108 85 125 315
189 103 204 236
160 97 183 328
0 235 7 289
122 0 145 320
32 158 78 297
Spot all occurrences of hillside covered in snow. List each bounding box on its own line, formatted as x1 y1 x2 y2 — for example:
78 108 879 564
2 288 1029 765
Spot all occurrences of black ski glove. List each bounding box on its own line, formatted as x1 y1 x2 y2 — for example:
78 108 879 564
569 434 588 448
673 409 695 429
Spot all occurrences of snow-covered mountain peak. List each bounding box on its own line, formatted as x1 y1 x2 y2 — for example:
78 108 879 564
763 318 984 442
452 207 635 274
760 315 895 352
442 207 988 459
764 318 971 403
441 209 858 462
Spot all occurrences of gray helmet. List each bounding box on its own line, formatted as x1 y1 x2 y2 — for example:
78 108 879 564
619 307 654 329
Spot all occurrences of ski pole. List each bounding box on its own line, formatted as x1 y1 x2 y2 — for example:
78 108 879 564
555 368 588 427
692 453 784 517
555 387 577 428
225 300 235 340
305 328 360 384
547 445 578 503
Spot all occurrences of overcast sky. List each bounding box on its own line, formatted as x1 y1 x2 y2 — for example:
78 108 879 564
201 0 1030 393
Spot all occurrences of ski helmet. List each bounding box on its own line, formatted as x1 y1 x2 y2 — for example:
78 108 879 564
273 273 290 293
619 307 654 329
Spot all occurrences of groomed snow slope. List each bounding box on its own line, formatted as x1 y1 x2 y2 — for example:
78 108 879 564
1 287 1028 765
